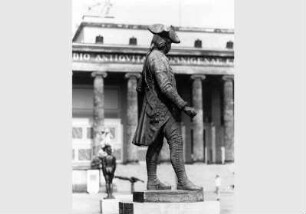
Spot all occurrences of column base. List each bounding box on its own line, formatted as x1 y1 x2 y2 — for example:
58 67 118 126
192 159 204 163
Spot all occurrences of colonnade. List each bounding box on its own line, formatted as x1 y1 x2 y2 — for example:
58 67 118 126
89 71 234 163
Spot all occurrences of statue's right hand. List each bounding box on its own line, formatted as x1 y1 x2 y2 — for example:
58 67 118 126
183 106 197 118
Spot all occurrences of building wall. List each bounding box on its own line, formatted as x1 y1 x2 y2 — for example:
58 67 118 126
75 25 234 50
72 86 121 117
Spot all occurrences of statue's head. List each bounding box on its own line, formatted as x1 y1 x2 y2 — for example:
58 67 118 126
148 24 180 54
103 144 112 155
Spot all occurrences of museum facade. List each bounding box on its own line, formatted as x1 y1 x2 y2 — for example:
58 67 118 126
72 18 234 171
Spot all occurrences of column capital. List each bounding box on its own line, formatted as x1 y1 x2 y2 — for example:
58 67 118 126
91 71 107 78
191 74 206 80
125 72 141 79
222 75 234 81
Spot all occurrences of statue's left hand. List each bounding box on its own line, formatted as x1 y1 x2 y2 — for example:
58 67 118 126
183 106 197 118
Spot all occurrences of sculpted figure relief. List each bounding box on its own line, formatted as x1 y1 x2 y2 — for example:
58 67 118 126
132 24 202 191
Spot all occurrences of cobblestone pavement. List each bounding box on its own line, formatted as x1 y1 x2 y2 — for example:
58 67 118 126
72 163 235 214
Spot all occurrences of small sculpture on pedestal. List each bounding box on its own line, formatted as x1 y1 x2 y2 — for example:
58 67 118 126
101 144 116 199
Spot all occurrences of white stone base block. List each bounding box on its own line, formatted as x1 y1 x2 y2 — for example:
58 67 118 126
120 201 220 214
101 199 118 214
101 195 132 214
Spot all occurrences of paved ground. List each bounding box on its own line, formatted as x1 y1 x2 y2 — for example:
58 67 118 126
72 192 234 214
72 163 235 214
106 162 235 193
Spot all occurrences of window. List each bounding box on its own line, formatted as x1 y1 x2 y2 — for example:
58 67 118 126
226 41 234 49
129 37 137 45
95 35 104 44
194 39 202 48
78 149 91 161
72 127 82 139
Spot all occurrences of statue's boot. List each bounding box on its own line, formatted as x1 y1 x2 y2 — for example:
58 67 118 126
169 135 203 191
146 144 171 190
147 178 171 190
177 179 203 191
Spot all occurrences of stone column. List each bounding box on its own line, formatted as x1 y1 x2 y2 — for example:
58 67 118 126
191 74 206 162
125 73 141 163
91 71 107 156
222 75 234 162
211 125 216 163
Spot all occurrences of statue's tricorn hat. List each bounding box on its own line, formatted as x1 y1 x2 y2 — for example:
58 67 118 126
148 24 180 44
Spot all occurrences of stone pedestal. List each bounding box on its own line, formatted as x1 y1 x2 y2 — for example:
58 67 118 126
119 201 220 214
87 170 100 194
125 73 141 163
100 195 132 214
118 190 219 214
133 190 204 203
101 199 119 214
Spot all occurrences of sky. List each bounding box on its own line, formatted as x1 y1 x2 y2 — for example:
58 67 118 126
72 0 234 33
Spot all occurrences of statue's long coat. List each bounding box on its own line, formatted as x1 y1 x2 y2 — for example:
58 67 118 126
132 49 187 146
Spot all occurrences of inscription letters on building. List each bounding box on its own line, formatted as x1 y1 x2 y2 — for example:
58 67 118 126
73 52 234 66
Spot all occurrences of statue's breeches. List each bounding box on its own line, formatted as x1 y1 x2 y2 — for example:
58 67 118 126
146 117 187 185
162 118 187 184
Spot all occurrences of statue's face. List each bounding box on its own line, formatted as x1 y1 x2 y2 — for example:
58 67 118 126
164 41 172 54
151 35 172 54
163 37 172 54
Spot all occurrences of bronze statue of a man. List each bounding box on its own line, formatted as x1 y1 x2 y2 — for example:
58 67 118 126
132 24 202 191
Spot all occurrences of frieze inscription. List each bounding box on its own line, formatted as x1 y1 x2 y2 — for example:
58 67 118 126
73 52 233 66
